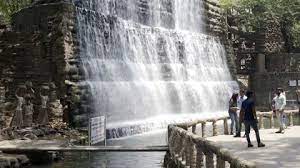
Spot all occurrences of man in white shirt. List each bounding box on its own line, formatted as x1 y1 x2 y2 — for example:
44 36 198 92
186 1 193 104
234 89 247 137
273 88 287 133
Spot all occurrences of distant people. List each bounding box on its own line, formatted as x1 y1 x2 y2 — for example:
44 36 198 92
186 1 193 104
240 91 265 148
273 88 287 133
235 89 247 137
37 86 49 125
11 86 26 128
228 93 239 135
271 93 277 113
297 90 300 113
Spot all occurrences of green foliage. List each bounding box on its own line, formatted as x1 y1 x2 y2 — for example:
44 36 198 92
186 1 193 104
0 0 32 23
220 0 300 47
292 21 300 48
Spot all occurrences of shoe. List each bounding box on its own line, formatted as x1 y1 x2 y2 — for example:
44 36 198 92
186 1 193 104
243 134 246 138
248 143 254 148
234 134 241 137
258 143 265 148
275 130 282 133
230 132 233 135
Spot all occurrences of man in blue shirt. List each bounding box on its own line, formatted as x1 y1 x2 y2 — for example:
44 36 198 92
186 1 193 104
240 91 265 148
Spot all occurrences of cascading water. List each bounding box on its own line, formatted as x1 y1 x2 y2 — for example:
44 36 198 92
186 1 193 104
73 0 238 138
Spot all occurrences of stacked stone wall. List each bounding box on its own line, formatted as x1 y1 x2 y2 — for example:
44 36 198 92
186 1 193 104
0 0 237 128
204 0 237 79
251 72 300 110
0 2 81 127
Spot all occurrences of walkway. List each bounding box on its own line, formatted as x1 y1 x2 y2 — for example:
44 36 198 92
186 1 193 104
207 126 300 168
0 140 168 152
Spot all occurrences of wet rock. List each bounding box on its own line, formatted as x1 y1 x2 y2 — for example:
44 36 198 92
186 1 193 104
0 153 30 168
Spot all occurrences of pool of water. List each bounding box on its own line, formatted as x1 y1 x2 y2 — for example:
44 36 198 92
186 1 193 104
34 114 300 168
34 130 167 168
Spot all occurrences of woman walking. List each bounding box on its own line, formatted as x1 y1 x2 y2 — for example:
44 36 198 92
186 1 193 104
229 93 239 135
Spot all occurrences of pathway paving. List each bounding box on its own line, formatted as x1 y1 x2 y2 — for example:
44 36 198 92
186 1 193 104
207 126 300 168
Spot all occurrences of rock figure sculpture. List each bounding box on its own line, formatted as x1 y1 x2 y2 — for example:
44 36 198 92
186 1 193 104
23 96 34 127
48 82 63 122
25 81 35 101
37 86 49 125
11 85 26 128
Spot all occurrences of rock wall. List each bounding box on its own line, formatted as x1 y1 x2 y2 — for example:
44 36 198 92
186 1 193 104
0 0 236 128
251 72 300 110
0 2 80 127
204 0 237 78
249 20 300 109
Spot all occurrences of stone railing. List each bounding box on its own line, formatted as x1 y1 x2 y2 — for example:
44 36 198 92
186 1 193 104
165 110 299 168
166 124 256 168
174 117 230 138
256 110 299 129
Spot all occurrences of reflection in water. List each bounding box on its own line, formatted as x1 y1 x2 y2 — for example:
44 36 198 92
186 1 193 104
35 130 167 168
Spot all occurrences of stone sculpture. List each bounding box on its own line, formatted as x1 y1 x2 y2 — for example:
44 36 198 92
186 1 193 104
48 82 63 123
11 85 26 128
25 81 35 101
23 96 34 127
37 85 49 125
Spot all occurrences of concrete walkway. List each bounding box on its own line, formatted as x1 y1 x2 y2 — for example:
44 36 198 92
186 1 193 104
207 126 300 168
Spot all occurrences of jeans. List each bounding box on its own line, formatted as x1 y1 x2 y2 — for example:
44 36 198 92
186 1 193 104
229 111 239 134
244 120 261 144
276 110 286 131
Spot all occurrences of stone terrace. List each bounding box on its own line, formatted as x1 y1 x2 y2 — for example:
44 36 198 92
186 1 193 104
207 126 300 168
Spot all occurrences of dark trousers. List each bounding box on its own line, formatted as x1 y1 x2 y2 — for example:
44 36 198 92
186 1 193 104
244 120 261 144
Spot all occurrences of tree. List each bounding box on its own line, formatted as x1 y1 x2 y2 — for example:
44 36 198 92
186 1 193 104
0 0 32 23
220 0 300 48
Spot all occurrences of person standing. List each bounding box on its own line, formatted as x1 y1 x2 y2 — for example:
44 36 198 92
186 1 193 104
228 93 239 135
297 90 300 113
273 88 287 133
240 91 265 148
234 90 247 137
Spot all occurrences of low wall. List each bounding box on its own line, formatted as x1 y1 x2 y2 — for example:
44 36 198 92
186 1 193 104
165 110 299 168
165 116 255 168
251 72 300 109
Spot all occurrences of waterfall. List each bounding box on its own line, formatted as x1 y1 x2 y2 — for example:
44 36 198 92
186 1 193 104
73 0 238 138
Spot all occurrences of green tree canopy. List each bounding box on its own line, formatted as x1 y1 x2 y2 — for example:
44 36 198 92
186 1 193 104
0 0 32 23
220 0 300 48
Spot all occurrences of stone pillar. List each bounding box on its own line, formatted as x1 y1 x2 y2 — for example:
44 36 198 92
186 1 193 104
185 136 191 168
196 144 204 168
289 113 293 126
192 125 196 134
205 150 214 168
190 142 197 168
180 135 186 165
213 120 218 136
223 118 229 135
201 122 206 138
259 116 264 129
217 156 225 168
270 113 274 128
256 53 266 73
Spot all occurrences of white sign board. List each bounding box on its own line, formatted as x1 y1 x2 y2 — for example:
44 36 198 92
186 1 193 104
89 116 106 145
289 80 297 87
298 80 300 86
